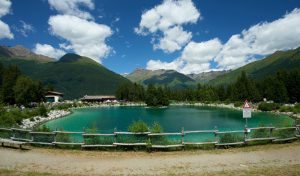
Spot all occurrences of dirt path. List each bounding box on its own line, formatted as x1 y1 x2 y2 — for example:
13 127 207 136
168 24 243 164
0 143 300 175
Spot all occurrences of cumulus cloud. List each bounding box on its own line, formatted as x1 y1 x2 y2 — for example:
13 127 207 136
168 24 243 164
45 0 113 63
0 0 13 39
146 38 222 74
147 8 300 74
135 0 200 52
147 58 184 71
154 26 192 53
0 20 13 39
181 38 222 64
49 15 112 62
48 0 94 20
33 43 66 59
216 8 300 70
179 63 211 74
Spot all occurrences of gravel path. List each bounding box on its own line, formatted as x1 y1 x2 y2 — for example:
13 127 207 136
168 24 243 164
0 143 300 175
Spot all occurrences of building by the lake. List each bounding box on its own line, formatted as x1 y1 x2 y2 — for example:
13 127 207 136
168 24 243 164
45 91 64 103
81 95 117 102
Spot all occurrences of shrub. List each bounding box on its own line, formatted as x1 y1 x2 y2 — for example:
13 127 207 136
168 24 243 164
38 105 48 117
279 106 294 112
274 128 295 139
293 103 300 113
295 118 300 125
56 133 71 143
251 128 270 138
250 123 270 139
52 103 73 110
34 125 51 132
234 101 243 108
219 133 244 143
151 122 163 133
258 102 280 111
128 120 149 133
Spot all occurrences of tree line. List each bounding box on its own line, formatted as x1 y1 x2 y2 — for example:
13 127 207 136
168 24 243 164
116 69 300 105
0 63 46 106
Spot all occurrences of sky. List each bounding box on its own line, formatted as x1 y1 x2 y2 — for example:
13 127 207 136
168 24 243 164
0 0 300 74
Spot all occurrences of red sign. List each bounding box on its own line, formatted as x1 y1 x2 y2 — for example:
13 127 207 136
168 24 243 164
243 100 251 109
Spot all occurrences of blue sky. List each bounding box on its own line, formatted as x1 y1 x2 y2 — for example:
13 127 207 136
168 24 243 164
0 0 300 74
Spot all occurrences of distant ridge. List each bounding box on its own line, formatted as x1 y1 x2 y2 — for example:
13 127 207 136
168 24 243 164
125 69 196 89
0 45 55 62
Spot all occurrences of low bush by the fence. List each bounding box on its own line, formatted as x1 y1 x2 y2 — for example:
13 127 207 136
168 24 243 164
218 133 244 144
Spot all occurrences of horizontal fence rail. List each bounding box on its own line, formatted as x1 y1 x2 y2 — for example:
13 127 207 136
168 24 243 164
0 125 299 149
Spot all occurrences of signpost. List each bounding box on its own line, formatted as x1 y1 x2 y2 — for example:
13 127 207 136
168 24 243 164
243 100 252 128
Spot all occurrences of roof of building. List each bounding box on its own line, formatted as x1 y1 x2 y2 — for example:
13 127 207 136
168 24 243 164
81 95 116 100
46 91 64 96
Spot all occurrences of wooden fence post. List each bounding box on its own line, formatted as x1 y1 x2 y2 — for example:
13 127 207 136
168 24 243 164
114 128 117 143
214 126 218 145
244 127 248 143
181 127 184 144
12 128 15 139
54 128 57 143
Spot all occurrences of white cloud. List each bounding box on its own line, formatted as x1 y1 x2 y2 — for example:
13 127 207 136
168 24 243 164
0 20 13 39
49 15 113 63
146 58 184 71
146 38 222 74
48 0 94 20
147 8 300 74
0 0 11 17
179 63 211 74
135 0 200 52
181 38 222 64
33 43 66 59
146 58 211 74
13 20 34 37
216 8 300 70
0 0 13 39
154 26 192 53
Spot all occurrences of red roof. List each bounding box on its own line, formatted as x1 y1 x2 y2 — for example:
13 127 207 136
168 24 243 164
81 95 116 100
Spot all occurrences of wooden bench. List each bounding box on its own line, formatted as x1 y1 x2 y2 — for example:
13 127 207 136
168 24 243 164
0 138 27 149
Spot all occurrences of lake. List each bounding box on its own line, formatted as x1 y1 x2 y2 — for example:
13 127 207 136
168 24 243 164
45 106 294 133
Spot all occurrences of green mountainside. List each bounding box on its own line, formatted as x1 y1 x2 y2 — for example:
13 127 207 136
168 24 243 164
125 69 196 89
0 46 131 99
209 47 300 85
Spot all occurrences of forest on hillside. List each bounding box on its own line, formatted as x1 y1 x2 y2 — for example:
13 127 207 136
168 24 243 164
116 68 300 106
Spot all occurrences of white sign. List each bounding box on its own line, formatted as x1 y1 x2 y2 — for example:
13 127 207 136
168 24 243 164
243 108 251 118
243 100 252 118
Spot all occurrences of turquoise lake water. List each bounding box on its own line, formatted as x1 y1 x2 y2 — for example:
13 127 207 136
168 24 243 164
45 106 294 133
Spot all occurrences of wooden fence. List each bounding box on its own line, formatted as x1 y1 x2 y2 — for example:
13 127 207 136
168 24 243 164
0 125 299 149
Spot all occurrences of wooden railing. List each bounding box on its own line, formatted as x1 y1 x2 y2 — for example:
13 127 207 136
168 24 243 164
0 125 299 149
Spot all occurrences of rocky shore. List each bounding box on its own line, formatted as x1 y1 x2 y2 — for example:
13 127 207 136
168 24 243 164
20 110 71 129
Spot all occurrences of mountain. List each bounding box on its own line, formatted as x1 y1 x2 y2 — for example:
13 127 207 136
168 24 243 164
0 45 55 62
188 70 229 83
209 47 300 85
0 47 131 99
125 69 196 89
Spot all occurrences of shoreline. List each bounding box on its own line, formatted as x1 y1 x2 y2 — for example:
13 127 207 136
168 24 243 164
20 110 71 129
20 101 299 130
